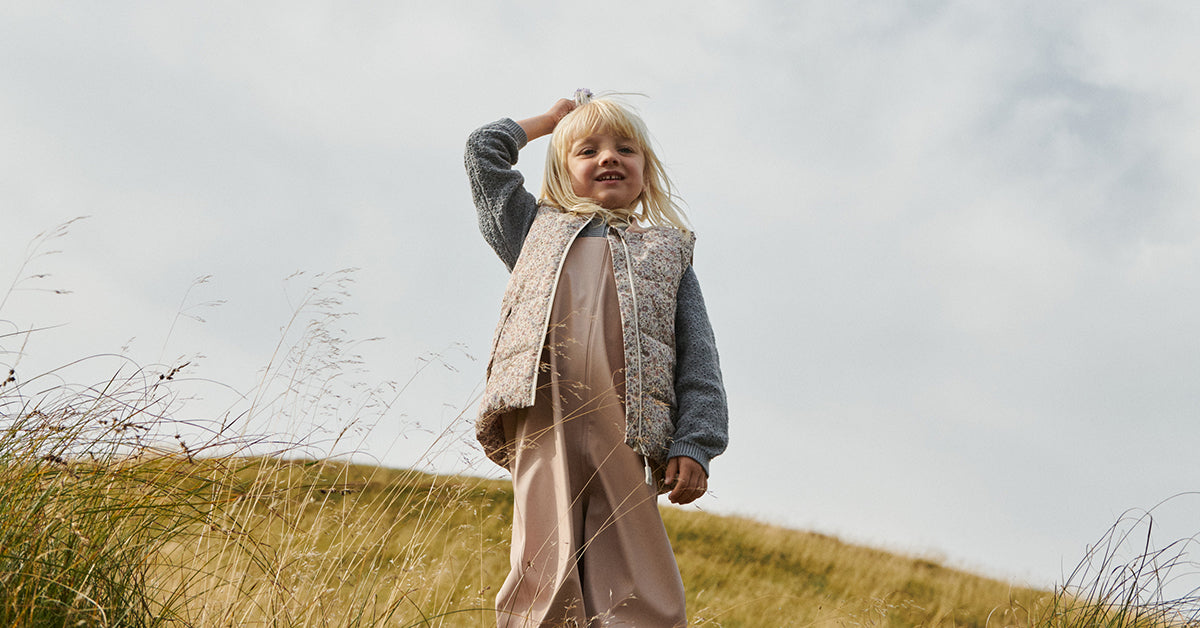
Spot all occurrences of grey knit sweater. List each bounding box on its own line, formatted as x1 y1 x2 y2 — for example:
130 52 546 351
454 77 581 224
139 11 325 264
465 118 729 474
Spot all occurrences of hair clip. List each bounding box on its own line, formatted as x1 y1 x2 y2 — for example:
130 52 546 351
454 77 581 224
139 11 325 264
574 88 593 104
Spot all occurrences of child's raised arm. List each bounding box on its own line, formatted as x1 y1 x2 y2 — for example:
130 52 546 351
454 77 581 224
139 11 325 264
466 100 568 270
515 98 576 142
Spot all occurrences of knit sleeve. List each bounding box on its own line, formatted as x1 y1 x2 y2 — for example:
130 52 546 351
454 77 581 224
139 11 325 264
464 118 540 271
669 265 729 476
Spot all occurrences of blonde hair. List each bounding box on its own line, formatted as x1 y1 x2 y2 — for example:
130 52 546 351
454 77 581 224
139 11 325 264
540 93 691 231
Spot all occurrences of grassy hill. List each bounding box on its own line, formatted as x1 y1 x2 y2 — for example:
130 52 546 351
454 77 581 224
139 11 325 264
0 358 1187 627
210 461 1052 627
662 505 1044 627
6 227 1192 627
3 440 1056 627
6 223 1196 627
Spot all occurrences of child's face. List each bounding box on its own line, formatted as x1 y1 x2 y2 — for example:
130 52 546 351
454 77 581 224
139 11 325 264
565 132 645 211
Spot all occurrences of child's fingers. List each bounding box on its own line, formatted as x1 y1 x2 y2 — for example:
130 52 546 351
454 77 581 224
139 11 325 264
669 479 705 504
547 98 576 124
667 457 708 504
664 457 680 486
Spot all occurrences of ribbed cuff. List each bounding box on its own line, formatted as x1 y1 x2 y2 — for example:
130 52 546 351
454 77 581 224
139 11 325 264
667 441 712 477
497 118 528 148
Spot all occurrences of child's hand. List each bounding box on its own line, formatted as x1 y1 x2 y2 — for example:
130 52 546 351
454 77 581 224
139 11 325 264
516 98 577 142
664 456 708 505
545 98 576 125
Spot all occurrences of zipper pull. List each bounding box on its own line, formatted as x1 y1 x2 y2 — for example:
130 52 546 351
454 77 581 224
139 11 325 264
644 456 654 487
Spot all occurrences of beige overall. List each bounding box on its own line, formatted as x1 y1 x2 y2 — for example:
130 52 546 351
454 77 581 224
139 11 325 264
495 233 687 628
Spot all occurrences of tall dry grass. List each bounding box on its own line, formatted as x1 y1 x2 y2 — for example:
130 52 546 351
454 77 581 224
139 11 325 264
1033 499 1200 628
0 396 511 626
1 219 505 626
5 220 1200 627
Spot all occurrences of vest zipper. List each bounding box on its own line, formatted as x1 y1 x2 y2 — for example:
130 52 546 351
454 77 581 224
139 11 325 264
528 220 590 406
615 230 653 487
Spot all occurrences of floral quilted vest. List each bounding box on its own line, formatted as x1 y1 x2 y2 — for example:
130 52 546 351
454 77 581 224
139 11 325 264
478 206 695 475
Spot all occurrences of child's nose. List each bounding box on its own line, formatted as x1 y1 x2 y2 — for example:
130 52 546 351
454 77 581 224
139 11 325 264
600 150 620 165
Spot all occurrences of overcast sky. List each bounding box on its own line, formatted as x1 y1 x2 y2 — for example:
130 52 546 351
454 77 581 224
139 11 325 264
3 1 1199 592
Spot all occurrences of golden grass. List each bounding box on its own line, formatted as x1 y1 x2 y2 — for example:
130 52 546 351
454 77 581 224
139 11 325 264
6 220 1196 627
142 459 513 626
10 444 1198 627
665 507 1047 627
131 458 1049 627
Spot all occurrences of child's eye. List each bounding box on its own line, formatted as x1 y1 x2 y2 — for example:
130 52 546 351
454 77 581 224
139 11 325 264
619 146 636 154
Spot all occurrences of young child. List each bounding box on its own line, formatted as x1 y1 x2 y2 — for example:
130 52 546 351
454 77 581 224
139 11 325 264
465 90 729 627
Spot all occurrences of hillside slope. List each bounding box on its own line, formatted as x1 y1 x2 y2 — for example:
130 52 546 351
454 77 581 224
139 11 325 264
201 461 1048 627
4 452 1047 627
